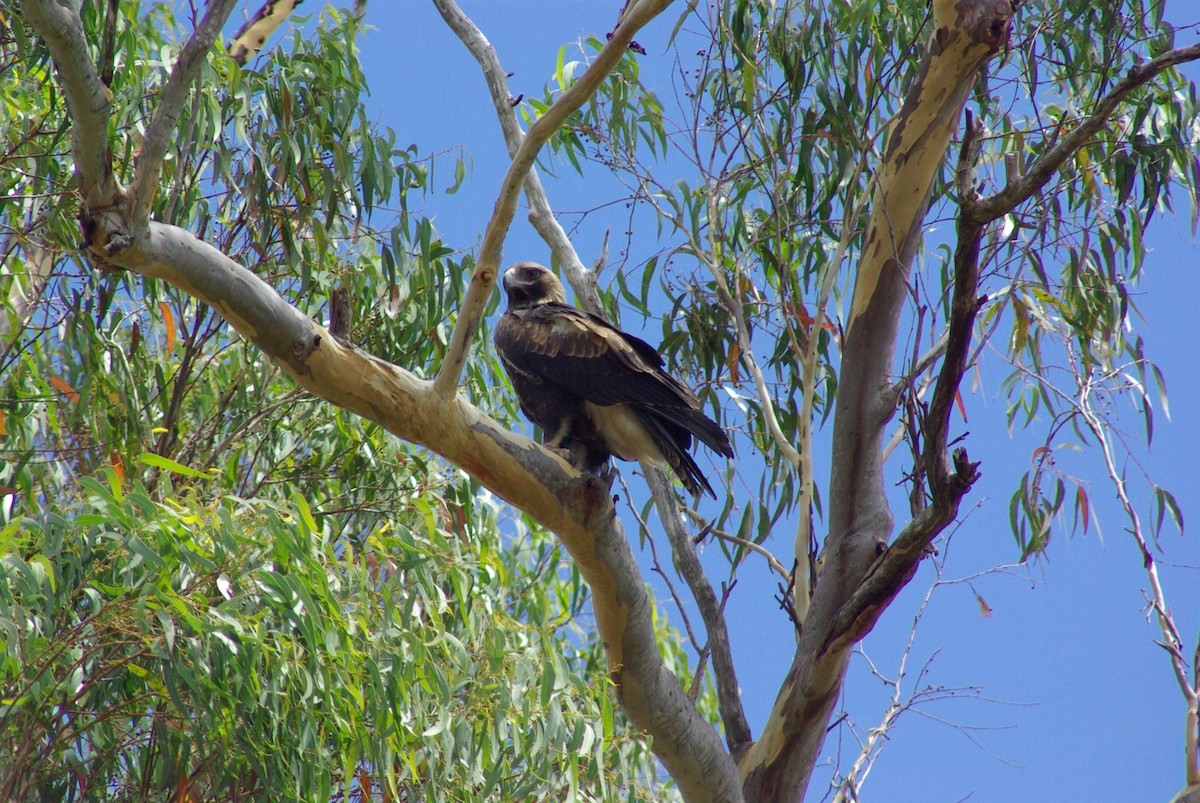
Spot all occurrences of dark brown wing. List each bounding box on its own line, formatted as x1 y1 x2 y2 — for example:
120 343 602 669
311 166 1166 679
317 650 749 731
495 302 733 459
496 303 692 405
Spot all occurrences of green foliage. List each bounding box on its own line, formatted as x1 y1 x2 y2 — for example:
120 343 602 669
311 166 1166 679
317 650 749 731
4 0 1198 796
0 471 668 801
529 0 1195 560
1 3 689 799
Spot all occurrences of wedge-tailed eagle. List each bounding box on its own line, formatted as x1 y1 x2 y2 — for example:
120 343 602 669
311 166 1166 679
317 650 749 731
494 262 733 498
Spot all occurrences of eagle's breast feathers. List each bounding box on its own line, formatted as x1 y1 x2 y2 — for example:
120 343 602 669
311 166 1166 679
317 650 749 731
494 262 732 498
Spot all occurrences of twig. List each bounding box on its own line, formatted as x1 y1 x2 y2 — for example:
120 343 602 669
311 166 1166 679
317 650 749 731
621 476 703 654
647 469 753 757
1076 381 1199 784
683 508 789 579
433 0 609 318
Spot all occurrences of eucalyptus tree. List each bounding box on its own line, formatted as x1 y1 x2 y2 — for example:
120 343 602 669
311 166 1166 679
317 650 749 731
3 0 1198 801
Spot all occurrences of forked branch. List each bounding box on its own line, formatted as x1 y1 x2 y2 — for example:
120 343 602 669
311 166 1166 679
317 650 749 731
432 0 673 398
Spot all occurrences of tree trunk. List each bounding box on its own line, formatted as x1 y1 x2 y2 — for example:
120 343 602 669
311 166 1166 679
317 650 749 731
739 1 1012 797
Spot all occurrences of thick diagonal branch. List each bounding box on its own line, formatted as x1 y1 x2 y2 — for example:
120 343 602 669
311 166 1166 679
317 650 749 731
22 1 746 798
436 0 749 760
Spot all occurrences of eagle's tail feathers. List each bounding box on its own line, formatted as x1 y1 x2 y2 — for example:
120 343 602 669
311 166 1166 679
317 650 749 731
652 406 734 459
638 412 719 499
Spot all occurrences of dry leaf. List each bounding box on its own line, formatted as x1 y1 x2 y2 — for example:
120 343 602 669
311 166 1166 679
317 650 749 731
727 341 741 384
158 301 177 352
974 591 993 618
49 375 80 402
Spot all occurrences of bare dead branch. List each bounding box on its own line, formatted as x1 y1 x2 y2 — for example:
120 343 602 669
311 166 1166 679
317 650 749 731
683 508 790 580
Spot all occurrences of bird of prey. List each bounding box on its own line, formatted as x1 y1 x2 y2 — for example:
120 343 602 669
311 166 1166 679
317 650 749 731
494 261 733 498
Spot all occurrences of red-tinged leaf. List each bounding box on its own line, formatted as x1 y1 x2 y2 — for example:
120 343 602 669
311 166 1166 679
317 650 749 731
791 301 814 326
131 320 141 354
0 486 17 497
358 768 372 796
975 590 993 618
954 389 968 422
110 451 125 484
1075 484 1089 535
49 375 80 402
1031 445 1051 463
282 83 292 129
727 341 741 384
158 301 176 351
0 408 5 436
786 300 836 332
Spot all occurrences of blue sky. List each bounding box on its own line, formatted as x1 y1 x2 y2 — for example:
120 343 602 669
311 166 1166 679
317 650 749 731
333 2 1200 799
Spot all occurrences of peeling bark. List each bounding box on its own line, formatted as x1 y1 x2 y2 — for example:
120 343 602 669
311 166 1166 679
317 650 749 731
228 0 303 65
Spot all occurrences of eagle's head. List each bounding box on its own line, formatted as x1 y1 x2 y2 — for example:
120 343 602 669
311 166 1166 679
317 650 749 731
502 262 567 308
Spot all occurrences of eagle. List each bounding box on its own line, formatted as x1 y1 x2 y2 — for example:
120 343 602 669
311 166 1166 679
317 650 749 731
494 261 733 498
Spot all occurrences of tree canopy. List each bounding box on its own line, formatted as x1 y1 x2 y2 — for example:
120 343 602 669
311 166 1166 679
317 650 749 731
3 0 1199 800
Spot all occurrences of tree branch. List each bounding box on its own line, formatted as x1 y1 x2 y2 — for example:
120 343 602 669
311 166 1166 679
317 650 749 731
824 110 989 657
228 0 303 66
683 508 790 581
24 2 749 799
971 41 1200 224
0 240 54 350
1074 376 1200 788
18 0 118 207
431 0 607 317
647 471 752 759
438 0 753 777
740 2 1011 797
128 0 238 223
432 0 673 398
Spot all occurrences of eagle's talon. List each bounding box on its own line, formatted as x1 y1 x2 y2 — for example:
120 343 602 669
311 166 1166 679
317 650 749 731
599 462 618 490
547 445 574 464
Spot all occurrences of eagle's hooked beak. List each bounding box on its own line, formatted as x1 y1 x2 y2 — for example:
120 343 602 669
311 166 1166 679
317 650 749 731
502 262 566 306
502 261 544 292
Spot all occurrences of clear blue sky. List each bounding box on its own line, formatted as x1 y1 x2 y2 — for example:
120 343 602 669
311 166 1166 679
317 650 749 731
333 2 1200 799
